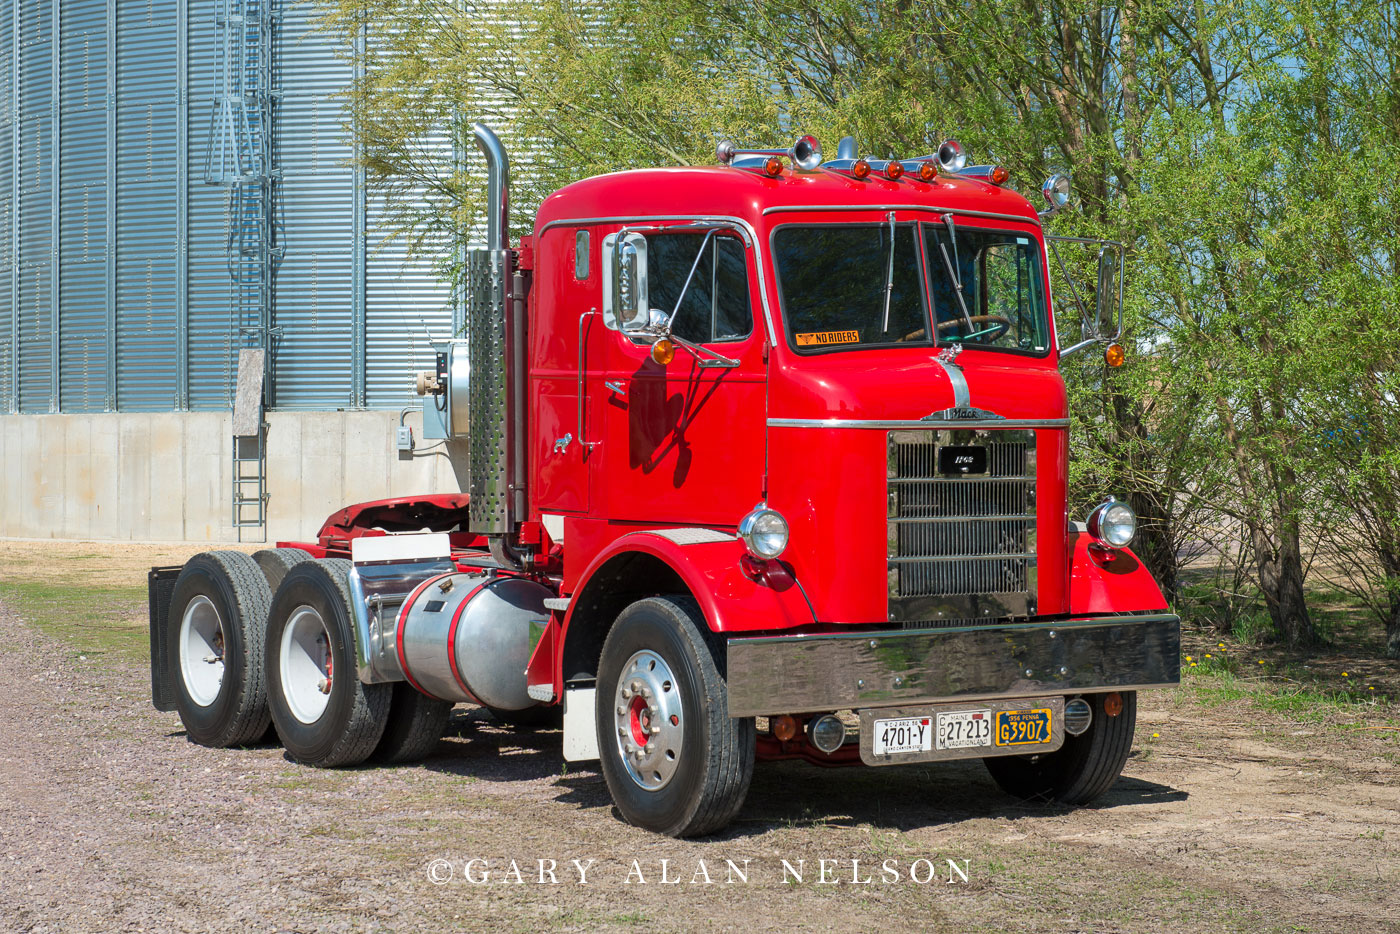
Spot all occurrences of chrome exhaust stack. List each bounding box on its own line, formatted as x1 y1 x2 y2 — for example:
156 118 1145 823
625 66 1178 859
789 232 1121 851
415 123 526 545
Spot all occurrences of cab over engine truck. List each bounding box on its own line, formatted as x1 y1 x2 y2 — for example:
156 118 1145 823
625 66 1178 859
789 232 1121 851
149 126 1179 838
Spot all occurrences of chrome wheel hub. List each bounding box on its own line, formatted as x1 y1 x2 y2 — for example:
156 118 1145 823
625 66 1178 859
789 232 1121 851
612 650 684 790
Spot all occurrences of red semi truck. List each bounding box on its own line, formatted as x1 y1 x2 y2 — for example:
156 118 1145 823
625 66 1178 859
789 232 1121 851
149 126 1179 837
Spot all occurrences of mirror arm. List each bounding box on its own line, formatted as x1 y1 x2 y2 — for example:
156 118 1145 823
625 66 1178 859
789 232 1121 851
663 228 718 331
1058 338 1098 359
666 331 740 368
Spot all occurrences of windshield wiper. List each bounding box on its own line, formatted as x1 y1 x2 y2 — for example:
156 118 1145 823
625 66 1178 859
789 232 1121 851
935 213 976 332
880 212 896 334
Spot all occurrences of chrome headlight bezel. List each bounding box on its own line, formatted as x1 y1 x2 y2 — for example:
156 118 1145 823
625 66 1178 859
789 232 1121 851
738 504 789 560
1087 497 1137 549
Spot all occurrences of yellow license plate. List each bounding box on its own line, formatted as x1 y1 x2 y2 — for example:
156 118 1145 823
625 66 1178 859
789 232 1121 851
994 708 1052 746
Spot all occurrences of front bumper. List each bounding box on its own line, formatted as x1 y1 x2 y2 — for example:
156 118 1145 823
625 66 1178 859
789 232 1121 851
724 613 1179 718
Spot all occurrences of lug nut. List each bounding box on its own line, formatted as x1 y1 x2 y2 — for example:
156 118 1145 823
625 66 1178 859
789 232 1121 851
650 725 661 735
617 705 626 715
621 688 633 699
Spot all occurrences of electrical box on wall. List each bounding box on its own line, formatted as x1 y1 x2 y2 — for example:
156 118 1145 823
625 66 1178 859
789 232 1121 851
419 340 469 440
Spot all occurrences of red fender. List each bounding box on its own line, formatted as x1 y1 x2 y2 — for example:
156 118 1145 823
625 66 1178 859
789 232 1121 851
566 530 818 635
1067 532 1168 615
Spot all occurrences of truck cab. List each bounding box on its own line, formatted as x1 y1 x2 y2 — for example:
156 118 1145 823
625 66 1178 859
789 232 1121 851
150 129 1178 839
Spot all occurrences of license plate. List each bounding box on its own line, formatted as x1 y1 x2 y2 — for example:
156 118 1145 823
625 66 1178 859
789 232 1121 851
935 709 992 749
872 716 932 755
995 708 1053 746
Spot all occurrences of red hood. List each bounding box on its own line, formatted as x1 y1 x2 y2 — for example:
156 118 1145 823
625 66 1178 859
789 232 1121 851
768 347 1067 422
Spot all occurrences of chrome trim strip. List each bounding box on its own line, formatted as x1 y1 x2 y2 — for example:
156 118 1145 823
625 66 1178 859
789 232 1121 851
762 204 1040 226
535 214 777 346
768 417 1069 430
934 357 970 408
725 614 1181 717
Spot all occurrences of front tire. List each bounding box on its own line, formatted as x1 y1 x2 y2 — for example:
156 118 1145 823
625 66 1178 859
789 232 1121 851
167 551 273 748
265 559 391 767
596 596 754 837
983 691 1137 805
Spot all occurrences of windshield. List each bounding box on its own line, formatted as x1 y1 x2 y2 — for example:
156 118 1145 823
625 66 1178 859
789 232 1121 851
773 221 1050 356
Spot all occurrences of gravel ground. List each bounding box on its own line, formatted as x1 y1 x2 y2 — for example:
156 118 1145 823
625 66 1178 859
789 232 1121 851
1 542 1398 933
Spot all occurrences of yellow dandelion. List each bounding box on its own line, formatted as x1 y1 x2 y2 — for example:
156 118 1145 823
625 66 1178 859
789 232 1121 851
1205 654 1212 659
1369 686 1376 691
1151 733 1160 738
1258 659 1265 665
1190 662 1197 667
1218 643 1226 648
1185 655 1194 661
1342 672 1349 678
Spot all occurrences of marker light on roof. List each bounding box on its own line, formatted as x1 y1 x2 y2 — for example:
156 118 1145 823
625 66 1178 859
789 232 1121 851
883 160 904 180
917 160 937 181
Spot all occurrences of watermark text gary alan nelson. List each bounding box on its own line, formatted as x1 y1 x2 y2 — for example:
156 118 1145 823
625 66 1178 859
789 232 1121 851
426 857 972 886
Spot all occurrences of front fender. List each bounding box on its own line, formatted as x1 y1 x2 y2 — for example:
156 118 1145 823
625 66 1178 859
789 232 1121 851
1068 532 1168 615
568 530 818 635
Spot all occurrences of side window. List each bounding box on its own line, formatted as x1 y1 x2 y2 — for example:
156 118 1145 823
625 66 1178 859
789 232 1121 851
643 233 753 344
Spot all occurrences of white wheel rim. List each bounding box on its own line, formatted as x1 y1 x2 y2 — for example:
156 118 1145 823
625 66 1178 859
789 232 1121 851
178 595 226 707
280 605 333 724
612 650 685 791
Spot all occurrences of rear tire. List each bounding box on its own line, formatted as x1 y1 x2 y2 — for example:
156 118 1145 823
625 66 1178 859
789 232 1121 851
265 559 391 767
167 551 273 748
252 547 313 592
596 595 754 837
372 683 453 764
983 691 1137 805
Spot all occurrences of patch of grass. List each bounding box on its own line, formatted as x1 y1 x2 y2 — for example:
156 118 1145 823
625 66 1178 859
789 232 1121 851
1184 662 1393 725
0 579 149 662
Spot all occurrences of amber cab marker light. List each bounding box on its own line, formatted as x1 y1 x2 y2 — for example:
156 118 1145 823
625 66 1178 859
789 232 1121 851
990 165 1010 185
883 160 905 180
1103 692 1124 717
852 158 872 180
651 339 676 365
763 155 784 177
918 160 937 182
1104 341 1126 368
772 715 799 742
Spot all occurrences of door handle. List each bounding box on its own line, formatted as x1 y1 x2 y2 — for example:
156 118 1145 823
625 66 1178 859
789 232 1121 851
578 310 600 453
604 380 627 397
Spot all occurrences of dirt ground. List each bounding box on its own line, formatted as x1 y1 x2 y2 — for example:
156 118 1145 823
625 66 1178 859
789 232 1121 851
0 541 1397 934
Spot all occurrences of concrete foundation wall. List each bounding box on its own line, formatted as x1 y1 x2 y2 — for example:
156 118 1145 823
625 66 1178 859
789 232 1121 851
0 412 465 544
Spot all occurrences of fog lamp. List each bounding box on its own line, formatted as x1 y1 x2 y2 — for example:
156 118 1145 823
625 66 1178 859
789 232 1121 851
738 504 789 560
1087 497 1136 549
807 714 845 754
1064 698 1093 736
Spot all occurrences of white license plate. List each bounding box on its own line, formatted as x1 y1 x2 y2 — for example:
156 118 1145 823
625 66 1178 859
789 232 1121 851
936 709 993 750
872 716 933 755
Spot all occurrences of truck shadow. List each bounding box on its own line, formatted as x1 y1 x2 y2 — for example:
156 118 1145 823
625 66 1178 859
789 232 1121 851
415 708 1187 836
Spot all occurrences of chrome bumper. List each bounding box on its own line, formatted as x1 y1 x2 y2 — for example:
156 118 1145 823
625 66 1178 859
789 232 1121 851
724 613 1179 718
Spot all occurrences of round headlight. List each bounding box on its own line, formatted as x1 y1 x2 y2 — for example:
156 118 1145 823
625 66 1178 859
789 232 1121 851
739 504 789 560
1087 498 1136 548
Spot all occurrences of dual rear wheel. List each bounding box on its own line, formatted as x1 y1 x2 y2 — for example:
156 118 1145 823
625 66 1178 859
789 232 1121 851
167 553 451 766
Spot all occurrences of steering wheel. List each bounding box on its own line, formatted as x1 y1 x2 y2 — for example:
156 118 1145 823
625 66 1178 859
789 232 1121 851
935 314 1011 342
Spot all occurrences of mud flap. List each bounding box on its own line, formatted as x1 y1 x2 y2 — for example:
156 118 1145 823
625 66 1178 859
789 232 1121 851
147 566 184 712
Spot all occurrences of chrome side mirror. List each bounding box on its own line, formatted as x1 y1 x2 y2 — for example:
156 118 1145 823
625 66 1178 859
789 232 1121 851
1041 174 1071 217
1096 243 1121 340
602 232 649 332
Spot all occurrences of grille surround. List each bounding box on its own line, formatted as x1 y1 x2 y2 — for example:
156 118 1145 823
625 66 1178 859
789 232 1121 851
887 428 1037 626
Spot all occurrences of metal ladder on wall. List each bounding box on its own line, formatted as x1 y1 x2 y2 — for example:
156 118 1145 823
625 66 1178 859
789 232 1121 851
204 0 284 538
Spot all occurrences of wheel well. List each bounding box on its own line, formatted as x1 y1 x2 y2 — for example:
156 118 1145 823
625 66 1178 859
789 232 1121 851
561 552 690 683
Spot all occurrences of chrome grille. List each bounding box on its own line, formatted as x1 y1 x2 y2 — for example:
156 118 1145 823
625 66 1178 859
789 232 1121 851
887 429 1037 626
